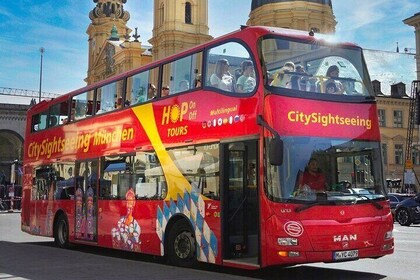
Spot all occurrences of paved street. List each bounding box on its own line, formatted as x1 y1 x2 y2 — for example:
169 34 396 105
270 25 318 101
1 211 419 280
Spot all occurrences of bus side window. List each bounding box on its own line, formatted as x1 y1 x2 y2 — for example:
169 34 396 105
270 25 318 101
71 91 93 121
96 82 118 114
31 114 41 132
162 52 203 96
206 42 253 93
32 111 48 132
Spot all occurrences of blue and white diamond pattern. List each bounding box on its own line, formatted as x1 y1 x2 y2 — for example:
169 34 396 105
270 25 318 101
156 190 218 263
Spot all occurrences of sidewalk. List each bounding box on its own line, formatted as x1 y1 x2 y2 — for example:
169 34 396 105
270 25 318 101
0 209 21 214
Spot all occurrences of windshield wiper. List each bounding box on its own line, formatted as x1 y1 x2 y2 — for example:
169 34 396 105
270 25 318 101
355 194 383 210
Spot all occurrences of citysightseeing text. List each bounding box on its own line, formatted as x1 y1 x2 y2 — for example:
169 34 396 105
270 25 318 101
288 110 372 130
27 127 134 160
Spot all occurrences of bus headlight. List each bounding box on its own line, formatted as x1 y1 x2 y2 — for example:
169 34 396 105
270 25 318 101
278 237 298 246
384 231 393 240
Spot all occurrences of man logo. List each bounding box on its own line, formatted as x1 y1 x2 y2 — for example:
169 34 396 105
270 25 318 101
333 234 357 242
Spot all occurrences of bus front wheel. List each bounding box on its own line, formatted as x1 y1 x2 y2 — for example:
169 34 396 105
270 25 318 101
166 219 197 267
54 214 70 248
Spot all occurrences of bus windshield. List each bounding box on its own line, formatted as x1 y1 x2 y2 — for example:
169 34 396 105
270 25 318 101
261 36 371 96
266 137 386 203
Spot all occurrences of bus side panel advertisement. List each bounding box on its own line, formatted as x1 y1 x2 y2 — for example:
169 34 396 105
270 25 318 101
265 95 381 141
24 92 259 163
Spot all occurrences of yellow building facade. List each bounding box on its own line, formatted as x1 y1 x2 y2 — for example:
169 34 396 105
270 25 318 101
149 0 213 61
375 81 419 191
248 0 336 34
86 0 152 85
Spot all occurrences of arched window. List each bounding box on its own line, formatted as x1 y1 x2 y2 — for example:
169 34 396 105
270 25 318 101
185 2 192 24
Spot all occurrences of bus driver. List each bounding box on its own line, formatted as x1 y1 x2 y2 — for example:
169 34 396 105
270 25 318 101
298 158 326 192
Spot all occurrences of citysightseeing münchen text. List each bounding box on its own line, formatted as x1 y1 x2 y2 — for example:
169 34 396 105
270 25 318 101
27 127 134 160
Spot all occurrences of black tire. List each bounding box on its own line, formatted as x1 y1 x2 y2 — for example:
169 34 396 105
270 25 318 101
54 214 70 248
396 208 412 226
166 219 197 267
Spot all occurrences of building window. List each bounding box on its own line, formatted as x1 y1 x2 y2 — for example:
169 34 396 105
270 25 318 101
393 110 403 128
185 2 192 24
412 149 420 165
378 109 386 127
394 144 403 165
382 143 387 165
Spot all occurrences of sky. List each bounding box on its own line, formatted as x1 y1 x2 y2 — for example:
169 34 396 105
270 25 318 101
0 0 418 104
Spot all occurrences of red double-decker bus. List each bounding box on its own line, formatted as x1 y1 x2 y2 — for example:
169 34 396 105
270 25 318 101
21 26 393 269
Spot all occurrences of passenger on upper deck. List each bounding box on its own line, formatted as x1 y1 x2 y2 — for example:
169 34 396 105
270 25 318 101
326 81 339 95
290 65 310 91
116 97 123 109
178 80 190 92
161 85 170 97
270 61 295 88
325 65 344 94
236 60 256 93
194 74 202 88
210 59 234 92
343 80 359 95
148 83 157 99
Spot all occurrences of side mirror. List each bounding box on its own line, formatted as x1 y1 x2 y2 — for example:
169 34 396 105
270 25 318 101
269 137 283 166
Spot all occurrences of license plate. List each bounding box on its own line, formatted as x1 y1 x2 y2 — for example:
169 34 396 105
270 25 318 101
333 250 359 261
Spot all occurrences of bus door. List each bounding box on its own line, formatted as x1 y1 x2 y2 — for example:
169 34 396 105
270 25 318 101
222 141 259 265
74 160 98 242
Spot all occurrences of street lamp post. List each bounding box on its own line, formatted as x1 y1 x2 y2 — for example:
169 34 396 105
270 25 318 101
38 47 45 102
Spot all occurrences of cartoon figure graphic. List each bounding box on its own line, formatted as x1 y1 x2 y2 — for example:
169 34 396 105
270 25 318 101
75 187 84 238
111 188 141 251
86 186 95 240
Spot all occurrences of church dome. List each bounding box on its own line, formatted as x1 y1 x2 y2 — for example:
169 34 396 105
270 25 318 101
251 0 332 10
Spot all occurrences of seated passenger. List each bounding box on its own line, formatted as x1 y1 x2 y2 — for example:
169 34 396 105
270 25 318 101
148 83 157 99
325 65 344 94
290 65 308 90
161 85 170 97
343 80 359 95
236 60 256 93
326 82 339 94
195 74 202 88
270 61 295 88
178 80 190 92
116 97 123 109
210 58 234 91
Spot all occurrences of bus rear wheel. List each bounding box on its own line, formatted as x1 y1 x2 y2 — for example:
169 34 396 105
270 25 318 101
54 214 70 248
166 219 197 267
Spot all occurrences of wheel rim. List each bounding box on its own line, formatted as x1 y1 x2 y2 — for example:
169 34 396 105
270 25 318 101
398 210 409 224
174 231 195 260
